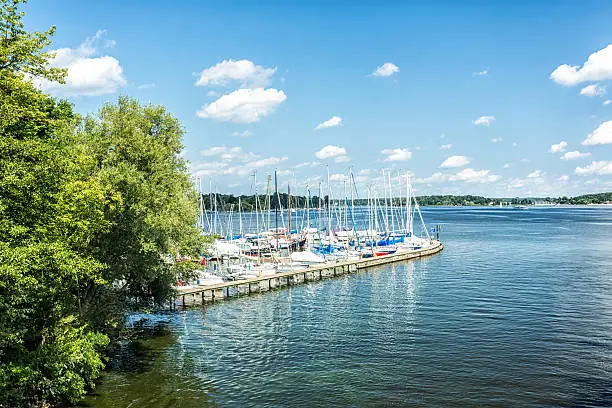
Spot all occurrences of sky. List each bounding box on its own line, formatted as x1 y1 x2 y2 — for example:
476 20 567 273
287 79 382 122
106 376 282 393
23 0 612 197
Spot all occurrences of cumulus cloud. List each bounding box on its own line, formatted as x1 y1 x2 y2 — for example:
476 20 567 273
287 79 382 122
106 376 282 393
33 30 126 96
558 175 570 182
329 173 346 182
192 146 288 177
196 88 286 123
575 161 612 176
549 141 568 153
440 144 452 150
580 83 607 97
604 100 611 106
200 146 255 161
315 116 342 130
381 148 412 162
473 116 495 126
372 62 399 77
491 137 503 143
582 121 612 145
561 150 591 160
550 44 612 86
418 168 499 183
294 161 320 168
315 145 347 160
232 130 252 138
195 59 276 88
527 170 545 178
440 155 470 168
450 168 500 183
246 156 287 168
334 155 351 163
472 68 488 77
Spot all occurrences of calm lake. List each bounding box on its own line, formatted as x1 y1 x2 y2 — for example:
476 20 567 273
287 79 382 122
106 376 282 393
82 207 612 407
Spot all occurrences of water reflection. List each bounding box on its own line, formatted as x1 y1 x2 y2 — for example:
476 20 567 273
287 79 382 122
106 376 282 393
83 207 612 407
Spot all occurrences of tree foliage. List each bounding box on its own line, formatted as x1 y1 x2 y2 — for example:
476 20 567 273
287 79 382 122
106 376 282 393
0 3 202 406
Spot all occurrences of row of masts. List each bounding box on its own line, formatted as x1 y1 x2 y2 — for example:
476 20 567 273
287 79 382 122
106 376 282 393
194 168 428 241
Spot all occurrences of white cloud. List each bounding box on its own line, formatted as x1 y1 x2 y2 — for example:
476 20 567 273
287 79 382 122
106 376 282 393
372 62 399 77
315 116 342 130
520 158 530 163
207 90 219 97
549 141 568 153
138 83 156 89
440 144 452 150
417 167 499 184
192 146 288 177
34 30 126 96
329 173 346 182
503 163 511 169
582 121 612 145
604 100 611 106
196 88 286 123
527 170 545 178
575 160 612 175
550 44 612 86
417 172 448 184
200 146 254 161
246 156 287 168
315 145 347 160
473 116 495 126
558 175 569 182
579 83 607 97
232 130 252 138
294 161 320 168
381 148 412 162
561 150 591 160
440 155 470 168
472 68 488 77
334 155 351 163
195 59 276 88
512 142 517 147
491 137 503 143
449 168 500 183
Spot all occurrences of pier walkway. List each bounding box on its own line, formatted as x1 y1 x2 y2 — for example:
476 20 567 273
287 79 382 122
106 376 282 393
176 240 444 307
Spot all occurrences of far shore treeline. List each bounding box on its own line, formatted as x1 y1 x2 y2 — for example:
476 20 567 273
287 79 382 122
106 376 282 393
201 192 612 211
0 2 205 407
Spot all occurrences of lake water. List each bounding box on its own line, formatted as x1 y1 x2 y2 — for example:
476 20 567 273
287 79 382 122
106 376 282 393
82 207 612 407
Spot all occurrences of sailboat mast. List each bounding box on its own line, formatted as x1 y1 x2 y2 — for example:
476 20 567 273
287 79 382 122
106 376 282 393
306 184 310 228
238 197 243 236
254 171 259 234
327 165 332 236
318 182 322 231
388 171 394 233
288 183 291 234
274 170 279 236
408 174 413 236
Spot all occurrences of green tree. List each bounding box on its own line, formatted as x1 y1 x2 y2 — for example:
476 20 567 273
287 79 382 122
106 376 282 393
0 2 203 406
79 97 203 331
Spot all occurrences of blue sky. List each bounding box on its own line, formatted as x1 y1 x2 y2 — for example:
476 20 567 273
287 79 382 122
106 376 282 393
24 0 612 197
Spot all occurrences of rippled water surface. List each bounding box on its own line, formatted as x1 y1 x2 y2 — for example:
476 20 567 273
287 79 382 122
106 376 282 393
83 207 612 407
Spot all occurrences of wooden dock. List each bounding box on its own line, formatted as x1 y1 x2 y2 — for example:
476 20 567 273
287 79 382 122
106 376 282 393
175 240 444 307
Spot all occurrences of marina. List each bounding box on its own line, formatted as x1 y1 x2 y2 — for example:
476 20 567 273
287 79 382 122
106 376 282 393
176 240 444 306
174 169 445 305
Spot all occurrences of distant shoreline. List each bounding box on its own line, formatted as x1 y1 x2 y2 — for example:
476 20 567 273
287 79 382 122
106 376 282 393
199 192 612 211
